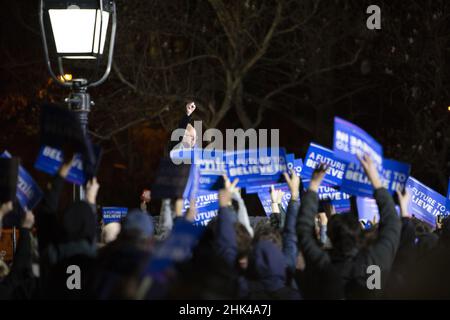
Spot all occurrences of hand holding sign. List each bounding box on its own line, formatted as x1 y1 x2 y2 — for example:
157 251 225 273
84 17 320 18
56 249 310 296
270 185 284 214
358 154 382 189
21 209 35 230
270 185 285 204
185 198 197 222
309 164 328 193
219 176 239 208
58 154 76 179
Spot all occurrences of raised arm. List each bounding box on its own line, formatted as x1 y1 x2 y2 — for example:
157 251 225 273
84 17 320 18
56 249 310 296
168 102 196 152
282 171 301 271
359 154 401 270
35 161 71 253
231 190 254 237
214 176 239 268
269 186 285 230
296 165 330 269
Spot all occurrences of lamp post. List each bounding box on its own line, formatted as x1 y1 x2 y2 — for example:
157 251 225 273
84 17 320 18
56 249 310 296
39 0 117 201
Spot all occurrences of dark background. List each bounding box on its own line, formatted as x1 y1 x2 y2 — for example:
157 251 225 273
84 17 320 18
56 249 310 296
0 0 448 213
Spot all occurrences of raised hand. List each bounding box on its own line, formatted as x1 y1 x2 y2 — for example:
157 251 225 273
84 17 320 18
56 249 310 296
0 201 13 219
396 188 411 218
309 163 328 193
219 175 239 208
185 198 197 222
86 177 100 205
358 153 382 189
283 170 300 201
186 102 196 116
270 185 285 204
21 209 35 230
174 198 184 217
140 189 151 212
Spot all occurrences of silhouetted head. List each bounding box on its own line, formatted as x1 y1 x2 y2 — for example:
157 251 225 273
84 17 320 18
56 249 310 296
62 201 96 243
327 213 361 256
254 223 282 249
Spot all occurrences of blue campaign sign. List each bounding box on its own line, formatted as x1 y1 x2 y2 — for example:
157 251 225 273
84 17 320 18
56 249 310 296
406 177 449 227
286 154 295 169
356 197 401 225
102 207 128 224
34 145 92 185
245 182 287 194
341 158 411 197
1 151 43 210
192 203 219 227
225 148 288 188
381 159 411 193
182 190 219 226
292 159 303 176
333 117 383 167
357 197 380 224
257 184 291 216
171 148 226 191
316 185 351 213
302 143 347 187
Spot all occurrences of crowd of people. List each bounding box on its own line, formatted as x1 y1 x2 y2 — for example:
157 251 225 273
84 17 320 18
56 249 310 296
0 103 449 300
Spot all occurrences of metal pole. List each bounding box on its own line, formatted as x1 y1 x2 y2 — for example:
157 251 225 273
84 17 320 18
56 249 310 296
12 226 16 255
66 79 93 201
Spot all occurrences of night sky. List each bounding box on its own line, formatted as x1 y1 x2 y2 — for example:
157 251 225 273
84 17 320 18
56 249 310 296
0 0 448 210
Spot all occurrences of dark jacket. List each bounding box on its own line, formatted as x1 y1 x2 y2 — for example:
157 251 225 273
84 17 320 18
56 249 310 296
283 199 300 272
92 237 151 299
36 175 97 299
247 240 301 300
296 188 401 299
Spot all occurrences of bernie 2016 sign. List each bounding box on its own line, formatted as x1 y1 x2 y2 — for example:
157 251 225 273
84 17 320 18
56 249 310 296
333 116 383 167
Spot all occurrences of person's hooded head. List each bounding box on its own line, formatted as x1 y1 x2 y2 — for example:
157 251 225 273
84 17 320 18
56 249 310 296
416 233 439 257
248 240 286 293
61 201 97 244
120 209 154 243
327 213 361 257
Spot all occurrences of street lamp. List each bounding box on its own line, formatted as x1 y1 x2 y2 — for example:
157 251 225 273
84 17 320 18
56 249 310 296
39 0 117 200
